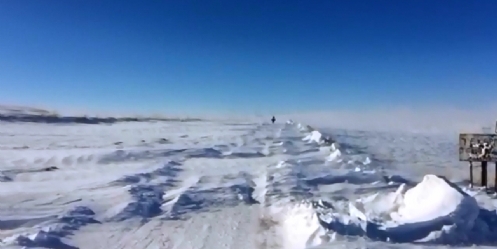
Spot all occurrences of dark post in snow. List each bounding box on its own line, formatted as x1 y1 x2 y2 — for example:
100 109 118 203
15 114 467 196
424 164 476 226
482 161 488 188
458 123 497 192
469 161 473 188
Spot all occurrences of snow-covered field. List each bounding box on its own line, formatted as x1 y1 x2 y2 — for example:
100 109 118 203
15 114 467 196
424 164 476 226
1 117 497 249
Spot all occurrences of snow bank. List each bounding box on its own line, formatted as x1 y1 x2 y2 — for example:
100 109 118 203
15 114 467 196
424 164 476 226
394 175 477 224
267 202 326 249
316 174 497 245
298 122 341 163
282 120 497 246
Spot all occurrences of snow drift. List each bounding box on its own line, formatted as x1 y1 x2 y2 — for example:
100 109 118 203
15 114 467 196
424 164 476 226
294 120 497 246
315 174 497 245
262 203 326 249
4 115 497 249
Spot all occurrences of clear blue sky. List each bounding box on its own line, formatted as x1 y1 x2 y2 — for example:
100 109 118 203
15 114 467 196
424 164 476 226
0 1 496 115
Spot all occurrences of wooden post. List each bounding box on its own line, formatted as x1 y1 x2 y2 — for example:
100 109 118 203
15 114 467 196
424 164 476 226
469 161 473 187
495 162 497 193
482 161 488 189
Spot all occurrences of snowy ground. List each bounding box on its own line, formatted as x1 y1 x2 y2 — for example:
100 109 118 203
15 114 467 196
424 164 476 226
1 118 497 249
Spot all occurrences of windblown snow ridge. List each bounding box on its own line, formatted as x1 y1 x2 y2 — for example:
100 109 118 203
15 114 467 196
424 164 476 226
314 175 497 246
5 118 497 248
289 120 497 246
0 206 99 249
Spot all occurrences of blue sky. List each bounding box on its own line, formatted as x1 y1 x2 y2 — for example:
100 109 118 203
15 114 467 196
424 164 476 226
0 1 496 116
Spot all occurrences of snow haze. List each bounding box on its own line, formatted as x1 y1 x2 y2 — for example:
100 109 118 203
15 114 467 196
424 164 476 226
1 106 497 249
285 106 497 134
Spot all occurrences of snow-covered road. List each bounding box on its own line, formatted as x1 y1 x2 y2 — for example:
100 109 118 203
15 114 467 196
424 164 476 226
1 120 497 249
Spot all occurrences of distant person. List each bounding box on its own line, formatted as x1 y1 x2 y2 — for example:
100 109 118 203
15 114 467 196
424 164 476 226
271 116 275 124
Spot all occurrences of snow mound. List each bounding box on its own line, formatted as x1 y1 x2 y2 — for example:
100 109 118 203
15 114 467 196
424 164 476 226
297 123 313 133
302 130 321 143
315 174 497 245
394 175 477 224
300 127 334 146
326 144 342 162
267 202 327 249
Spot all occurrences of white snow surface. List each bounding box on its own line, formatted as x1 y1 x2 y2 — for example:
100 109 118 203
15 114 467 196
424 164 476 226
1 119 497 249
